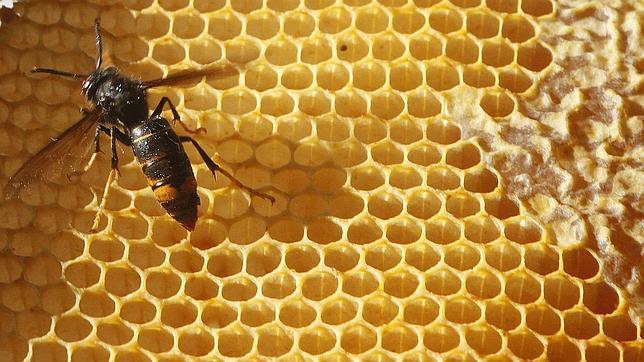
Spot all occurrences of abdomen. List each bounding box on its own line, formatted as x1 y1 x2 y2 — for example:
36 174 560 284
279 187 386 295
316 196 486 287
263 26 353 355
130 117 199 231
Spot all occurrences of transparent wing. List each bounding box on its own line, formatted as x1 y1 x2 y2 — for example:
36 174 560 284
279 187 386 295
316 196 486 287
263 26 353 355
142 63 239 89
3 110 101 199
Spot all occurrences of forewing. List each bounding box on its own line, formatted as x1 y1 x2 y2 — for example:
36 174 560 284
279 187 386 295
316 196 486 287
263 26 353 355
142 63 239 89
3 110 101 199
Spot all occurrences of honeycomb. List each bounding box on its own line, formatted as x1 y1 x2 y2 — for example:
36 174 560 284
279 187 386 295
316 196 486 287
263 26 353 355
0 0 642 360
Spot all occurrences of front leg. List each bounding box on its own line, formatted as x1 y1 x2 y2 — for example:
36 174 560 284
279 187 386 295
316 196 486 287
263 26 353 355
91 126 131 232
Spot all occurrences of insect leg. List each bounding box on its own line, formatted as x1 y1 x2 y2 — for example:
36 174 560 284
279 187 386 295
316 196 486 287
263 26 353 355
152 97 205 135
94 18 103 69
67 126 104 180
91 126 131 232
179 136 275 203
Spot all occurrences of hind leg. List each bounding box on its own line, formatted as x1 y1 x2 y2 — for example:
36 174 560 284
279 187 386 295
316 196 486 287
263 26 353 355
179 136 275 203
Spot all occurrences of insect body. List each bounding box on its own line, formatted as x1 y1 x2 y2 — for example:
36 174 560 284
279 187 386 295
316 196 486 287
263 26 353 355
4 19 274 231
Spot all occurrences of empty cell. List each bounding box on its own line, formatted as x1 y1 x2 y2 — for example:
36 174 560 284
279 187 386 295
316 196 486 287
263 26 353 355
464 217 500 243
446 142 482 169
585 342 620 362
463 64 496 88
546 336 581 362
426 62 460 91
382 324 418 353
225 39 261 63
161 302 197 328
341 324 377 354
299 326 337 355
562 247 600 279
356 6 389 33
517 42 553 71
354 116 387 143
464 168 499 193
146 270 182 299
351 166 385 191
389 61 423 92
306 218 342 244
32 342 67 361
268 218 304 243
410 33 442 60
120 299 156 324
563 309 599 339
301 37 333 64
429 9 463 34
487 0 518 12
365 242 402 271
408 143 440 167
499 68 533 93
507 331 544 359
138 327 173 353
262 273 295 299
221 277 258 301
185 277 219 301
97 322 133 346
522 0 554 17
392 7 425 34
353 61 386 91
246 243 281 276
280 300 317 328
405 243 440 272
342 270 379 297
583 281 619 315
265 39 298 65
502 15 535 43
390 166 422 189
407 89 442 117
324 245 360 272
302 272 338 301
318 63 350 90
426 217 461 244
384 271 419 298
362 295 398 326
371 91 405 119
71 346 110 362
423 324 460 352
505 270 542 304
480 91 515 117
445 36 479 64
247 11 280 40
525 304 561 335
425 269 462 296
403 297 439 325
525 244 559 275
299 90 332 116
337 32 370 62
321 297 358 325
466 269 501 299
482 40 515 67
444 242 481 270
232 0 261 13
294 141 328 166
201 302 237 329
319 7 352 34
427 167 460 190
284 11 315 37
285 245 320 272
173 13 204 39
446 192 480 218
603 314 637 341
449 0 481 7
282 65 313 90
387 217 422 245
372 33 406 61
79 291 115 318
55 315 92 342
368 191 403 219
240 302 274 327
485 300 521 330
544 275 580 311
467 11 500 39
178 330 214 356
465 325 502 355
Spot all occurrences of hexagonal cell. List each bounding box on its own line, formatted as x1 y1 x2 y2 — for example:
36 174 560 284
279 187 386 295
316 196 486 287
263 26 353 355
341 324 377 354
425 269 462 296
486 300 521 330
423 323 460 353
